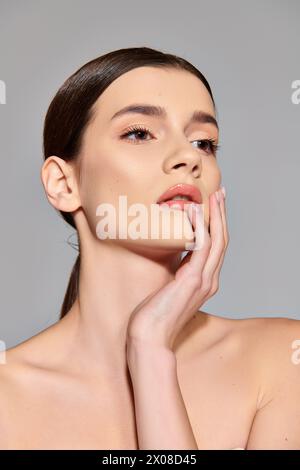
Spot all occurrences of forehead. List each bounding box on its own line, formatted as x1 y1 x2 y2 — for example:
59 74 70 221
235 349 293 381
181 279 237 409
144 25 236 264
91 66 216 125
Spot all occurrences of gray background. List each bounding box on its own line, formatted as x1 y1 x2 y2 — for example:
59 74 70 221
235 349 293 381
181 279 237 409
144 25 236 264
0 0 299 349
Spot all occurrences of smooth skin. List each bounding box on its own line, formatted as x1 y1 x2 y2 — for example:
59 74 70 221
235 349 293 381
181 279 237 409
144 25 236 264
0 67 300 450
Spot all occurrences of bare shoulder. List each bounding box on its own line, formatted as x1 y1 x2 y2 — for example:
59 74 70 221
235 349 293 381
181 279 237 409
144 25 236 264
240 315 300 395
178 310 300 385
174 311 300 449
0 321 82 449
195 310 300 352
0 336 43 403
197 311 300 404
220 314 300 449
0 321 66 436
226 313 300 369
0 314 73 376
200 311 300 363
0 346 30 448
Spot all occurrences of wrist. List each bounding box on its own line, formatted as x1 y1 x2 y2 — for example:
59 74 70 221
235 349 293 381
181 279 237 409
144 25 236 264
126 338 176 370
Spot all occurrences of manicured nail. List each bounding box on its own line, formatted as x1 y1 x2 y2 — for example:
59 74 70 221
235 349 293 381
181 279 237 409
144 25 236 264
221 186 226 199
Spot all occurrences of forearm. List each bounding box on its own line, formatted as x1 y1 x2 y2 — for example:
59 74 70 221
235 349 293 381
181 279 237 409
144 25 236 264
126 340 198 450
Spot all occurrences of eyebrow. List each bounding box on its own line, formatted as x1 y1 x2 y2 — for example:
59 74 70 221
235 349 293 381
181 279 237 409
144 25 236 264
110 103 219 131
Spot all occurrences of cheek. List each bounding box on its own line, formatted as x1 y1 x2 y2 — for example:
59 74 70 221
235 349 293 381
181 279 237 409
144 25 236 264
77 149 141 235
77 153 111 233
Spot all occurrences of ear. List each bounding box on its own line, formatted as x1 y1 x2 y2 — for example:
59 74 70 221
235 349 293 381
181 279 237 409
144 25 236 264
40 156 81 213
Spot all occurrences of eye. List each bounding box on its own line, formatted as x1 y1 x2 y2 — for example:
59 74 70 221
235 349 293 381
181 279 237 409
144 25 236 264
120 125 153 143
120 125 220 156
192 138 220 156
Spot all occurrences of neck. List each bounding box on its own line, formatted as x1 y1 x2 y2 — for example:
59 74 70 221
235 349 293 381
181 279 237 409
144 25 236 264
60 239 182 378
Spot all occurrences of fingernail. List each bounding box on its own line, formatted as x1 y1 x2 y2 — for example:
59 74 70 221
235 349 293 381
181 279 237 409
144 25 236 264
215 190 220 203
221 186 226 199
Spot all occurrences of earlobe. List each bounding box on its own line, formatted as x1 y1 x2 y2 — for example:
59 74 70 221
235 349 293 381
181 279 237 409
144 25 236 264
40 156 81 213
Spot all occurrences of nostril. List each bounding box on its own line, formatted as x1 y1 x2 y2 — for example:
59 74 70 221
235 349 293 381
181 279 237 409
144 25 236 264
173 163 185 169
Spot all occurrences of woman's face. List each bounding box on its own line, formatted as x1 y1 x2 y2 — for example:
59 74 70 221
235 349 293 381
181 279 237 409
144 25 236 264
76 66 221 254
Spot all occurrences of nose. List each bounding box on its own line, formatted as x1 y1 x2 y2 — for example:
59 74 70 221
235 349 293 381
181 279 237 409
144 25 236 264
162 140 202 178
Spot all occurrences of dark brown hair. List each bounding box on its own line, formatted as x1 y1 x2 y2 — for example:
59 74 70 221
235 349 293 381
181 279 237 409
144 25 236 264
42 46 216 320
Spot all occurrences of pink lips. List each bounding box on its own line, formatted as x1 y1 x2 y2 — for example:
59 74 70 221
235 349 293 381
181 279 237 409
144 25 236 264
157 183 202 205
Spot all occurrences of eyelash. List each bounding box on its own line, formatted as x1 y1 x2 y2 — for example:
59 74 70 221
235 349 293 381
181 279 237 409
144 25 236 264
120 125 220 156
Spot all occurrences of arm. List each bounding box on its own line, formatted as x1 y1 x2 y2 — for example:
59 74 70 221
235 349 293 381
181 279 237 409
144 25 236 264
126 190 228 449
127 341 198 450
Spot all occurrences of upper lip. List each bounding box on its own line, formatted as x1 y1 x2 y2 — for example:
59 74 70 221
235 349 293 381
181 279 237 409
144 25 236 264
157 183 202 204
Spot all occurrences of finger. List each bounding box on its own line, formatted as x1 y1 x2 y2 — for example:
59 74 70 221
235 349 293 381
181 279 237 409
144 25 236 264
175 202 211 283
186 202 212 275
201 190 229 300
219 188 229 248
200 190 225 283
201 244 226 302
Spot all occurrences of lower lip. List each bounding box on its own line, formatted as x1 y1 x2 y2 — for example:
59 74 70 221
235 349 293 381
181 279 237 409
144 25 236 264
158 199 194 210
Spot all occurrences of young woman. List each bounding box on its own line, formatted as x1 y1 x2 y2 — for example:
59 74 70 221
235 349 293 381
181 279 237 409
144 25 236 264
1 47 299 450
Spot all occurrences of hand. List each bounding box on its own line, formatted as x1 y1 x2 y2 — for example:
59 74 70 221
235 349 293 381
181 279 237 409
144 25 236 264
126 188 229 353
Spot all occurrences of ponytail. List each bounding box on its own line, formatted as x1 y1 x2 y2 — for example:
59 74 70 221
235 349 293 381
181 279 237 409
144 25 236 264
59 253 80 320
